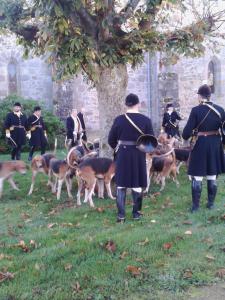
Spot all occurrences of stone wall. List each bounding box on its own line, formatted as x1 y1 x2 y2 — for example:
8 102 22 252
0 35 53 108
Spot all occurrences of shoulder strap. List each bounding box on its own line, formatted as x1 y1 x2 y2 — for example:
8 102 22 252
195 108 211 131
124 114 144 135
203 103 221 119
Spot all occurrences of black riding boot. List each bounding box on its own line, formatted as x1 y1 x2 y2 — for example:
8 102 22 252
132 190 143 220
116 188 126 222
191 179 202 213
207 180 217 209
28 146 35 161
11 148 16 160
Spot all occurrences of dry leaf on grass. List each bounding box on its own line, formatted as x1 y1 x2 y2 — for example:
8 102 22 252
215 268 225 278
126 265 142 276
0 254 13 260
135 258 144 263
182 220 193 225
104 240 116 253
119 251 128 260
0 272 14 283
64 263 73 271
47 223 57 229
71 281 81 293
137 238 150 246
205 255 215 261
183 269 193 279
96 207 105 213
184 230 192 235
21 212 30 220
163 243 172 250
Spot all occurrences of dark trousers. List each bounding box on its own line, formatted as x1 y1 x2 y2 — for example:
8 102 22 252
11 145 22 160
29 145 46 158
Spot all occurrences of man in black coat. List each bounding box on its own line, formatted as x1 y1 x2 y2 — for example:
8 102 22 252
162 103 182 138
108 93 154 222
182 84 225 212
27 106 48 161
4 102 27 160
66 108 87 148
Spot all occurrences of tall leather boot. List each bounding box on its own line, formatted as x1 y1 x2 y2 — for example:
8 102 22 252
16 150 21 160
132 190 143 220
207 180 217 209
116 188 126 223
191 179 202 213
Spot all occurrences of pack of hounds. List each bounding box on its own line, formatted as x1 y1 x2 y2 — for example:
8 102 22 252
0 133 191 206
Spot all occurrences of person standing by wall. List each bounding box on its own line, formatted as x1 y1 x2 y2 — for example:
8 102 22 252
27 106 48 161
4 102 27 160
162 103 182 138
108 94 154 223
182 84 225 212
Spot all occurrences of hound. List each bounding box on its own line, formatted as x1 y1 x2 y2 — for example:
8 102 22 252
48 159 73 200
28 153 56 195
0 160 27 198
76 157 115 207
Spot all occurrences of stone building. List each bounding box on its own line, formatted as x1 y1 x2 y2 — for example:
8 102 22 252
0 34 225 135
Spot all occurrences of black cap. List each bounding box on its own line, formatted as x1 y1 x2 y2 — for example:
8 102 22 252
33 106 41 112
125 93 140 107
197 84 211 99
166 103 173 109
13 102 21 107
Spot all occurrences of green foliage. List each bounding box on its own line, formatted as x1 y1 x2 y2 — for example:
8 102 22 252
0 164 225 299
0 0 223 81
0 94 65 153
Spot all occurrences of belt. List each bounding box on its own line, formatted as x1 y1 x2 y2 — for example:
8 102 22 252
197 130 219 137
11 125 25 129
118 140 137 146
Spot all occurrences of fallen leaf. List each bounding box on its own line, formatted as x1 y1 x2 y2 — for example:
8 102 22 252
184 230 192 235
47 223 57 229
215 268 225 278
96 207 105 213
71 281 81 292
61 223 74 227
150 220 156 223
175 236 184 241
163 243 172 250
21 212 30 220
183 269 193 279
201 237 213 244
0 272 14 283
135 258 144 263
138 238 150 246
104 240 116 253
0 254 13 260
182 220 193 225
126 265 142 276
83 214 88 219
205 254 215 261
120 251 128 260
64 263 73 271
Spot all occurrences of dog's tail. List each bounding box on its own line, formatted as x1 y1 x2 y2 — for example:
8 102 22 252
53 138 58 155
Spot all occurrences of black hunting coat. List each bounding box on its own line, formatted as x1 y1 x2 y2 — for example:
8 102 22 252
162 111 181 137
4 112 27 147
108 113 154 188
27 114 47 147
182 101 225 176
66 114 86 141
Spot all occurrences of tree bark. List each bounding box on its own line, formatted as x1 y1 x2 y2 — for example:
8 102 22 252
95 64 128 157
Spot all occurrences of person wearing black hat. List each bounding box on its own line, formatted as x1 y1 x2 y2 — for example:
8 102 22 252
4 102 27 160
108 93 154 222
162 103 182 138
27 106 48 161
182 84 225 212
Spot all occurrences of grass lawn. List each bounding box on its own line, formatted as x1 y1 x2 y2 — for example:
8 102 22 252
0 150 225 300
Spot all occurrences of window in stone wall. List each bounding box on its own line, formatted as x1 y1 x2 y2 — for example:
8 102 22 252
208 61 215 94
8 60 18 94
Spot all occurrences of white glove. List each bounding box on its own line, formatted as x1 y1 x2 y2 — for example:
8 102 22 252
44 132 47 138
6 132 10 138
26 133 31 139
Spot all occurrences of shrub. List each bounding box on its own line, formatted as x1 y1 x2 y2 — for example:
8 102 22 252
0 95 65 153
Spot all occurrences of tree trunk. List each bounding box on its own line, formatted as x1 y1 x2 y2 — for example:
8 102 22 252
95 64 128 157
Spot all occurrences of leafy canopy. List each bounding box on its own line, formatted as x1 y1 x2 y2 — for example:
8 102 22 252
0 0 224 81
